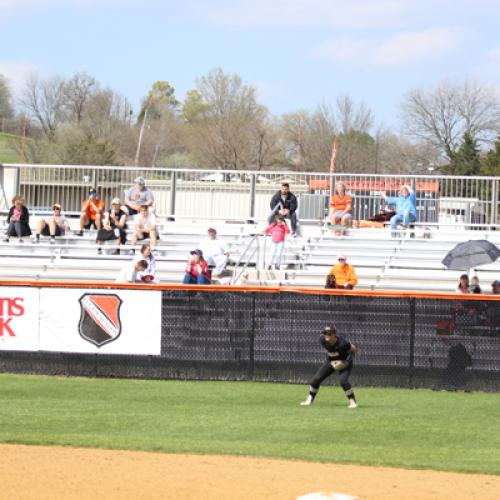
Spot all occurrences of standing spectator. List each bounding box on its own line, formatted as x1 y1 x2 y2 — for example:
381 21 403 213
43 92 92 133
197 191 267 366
133 243 157 283
380 185 416 238
5 195 31 243
34 203 69 244
329 183 353 236
264 214 290 270
77 188 104 236
328 256 358 289
130 205 158 251
267 183 299 237
183 249 211 284
198 228 230 277
96 198 127 255
457 274 470 294
469 276 482 294
116 259 148 283
124 176 155 216
490 280 500 294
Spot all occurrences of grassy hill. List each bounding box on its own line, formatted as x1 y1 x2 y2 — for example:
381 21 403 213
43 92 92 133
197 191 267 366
0 132 21 163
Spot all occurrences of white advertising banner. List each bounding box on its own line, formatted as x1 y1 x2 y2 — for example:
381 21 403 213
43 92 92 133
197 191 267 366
0 286 39 351
39 288 162 355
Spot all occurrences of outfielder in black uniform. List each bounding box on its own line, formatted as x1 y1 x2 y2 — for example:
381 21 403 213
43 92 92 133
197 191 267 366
300 325 358 408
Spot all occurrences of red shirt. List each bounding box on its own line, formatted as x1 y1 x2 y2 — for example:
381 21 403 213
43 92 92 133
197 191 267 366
186 259 211 279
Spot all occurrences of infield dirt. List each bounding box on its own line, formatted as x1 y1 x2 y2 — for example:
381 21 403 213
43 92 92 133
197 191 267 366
2 444 499 500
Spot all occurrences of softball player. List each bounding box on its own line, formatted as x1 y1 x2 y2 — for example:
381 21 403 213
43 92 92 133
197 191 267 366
300 325 358 408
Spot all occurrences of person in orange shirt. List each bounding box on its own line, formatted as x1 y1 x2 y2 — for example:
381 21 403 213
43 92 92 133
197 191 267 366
78 188 104 236
328 255 358 289
329 183 352 236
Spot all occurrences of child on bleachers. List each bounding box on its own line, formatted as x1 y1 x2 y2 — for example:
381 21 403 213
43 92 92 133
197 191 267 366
263 214 290 270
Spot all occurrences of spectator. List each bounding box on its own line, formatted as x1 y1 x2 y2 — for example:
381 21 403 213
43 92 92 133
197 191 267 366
124 176 155 216
116 259 148 283
380 185 416 238
491 280 500 295
267 183 299 237
130 205 158 251
34 203 69 244
329 183 352 236
469 276 482 294
198 227 230 277
183 249 211 284
5 195 31 243
328 256 358 289
77 188 104 236
264 214 290 270
96 198 127 255
133 243 157 283
457 274 470 294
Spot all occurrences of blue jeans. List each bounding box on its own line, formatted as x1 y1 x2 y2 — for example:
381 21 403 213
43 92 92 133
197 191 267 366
183 273 211 285
390 211 416 238
269 241 285 267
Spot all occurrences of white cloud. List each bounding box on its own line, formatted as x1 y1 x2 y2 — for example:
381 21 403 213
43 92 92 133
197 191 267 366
313 27 464 68
0 61 39 97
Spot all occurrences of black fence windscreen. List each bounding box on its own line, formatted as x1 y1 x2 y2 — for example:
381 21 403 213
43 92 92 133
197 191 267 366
1 289 499 391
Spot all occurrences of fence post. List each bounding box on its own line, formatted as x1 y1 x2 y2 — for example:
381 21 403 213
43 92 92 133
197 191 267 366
409 297 416 388
491 179 499 226
169 170 177 221
248 173 256 223
248 293 256 380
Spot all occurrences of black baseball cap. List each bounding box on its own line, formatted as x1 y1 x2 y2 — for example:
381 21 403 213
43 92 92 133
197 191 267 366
322 325 337 336
190 249 203 256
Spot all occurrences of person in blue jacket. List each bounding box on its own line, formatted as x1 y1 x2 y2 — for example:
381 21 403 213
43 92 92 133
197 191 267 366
381 185 416 238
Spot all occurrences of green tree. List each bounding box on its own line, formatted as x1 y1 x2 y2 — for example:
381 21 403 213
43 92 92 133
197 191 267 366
0 73 14 120
181 90 209 122
442 133 481 176
480 137 500 176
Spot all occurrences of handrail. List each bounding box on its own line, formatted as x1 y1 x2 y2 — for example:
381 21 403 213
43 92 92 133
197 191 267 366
230 234 260 285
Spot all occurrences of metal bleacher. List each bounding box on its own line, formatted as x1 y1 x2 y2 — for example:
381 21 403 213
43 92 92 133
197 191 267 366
1 215 499 292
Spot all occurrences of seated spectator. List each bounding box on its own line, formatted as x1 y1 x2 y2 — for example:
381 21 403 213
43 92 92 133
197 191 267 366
469 276 481 294
328 255 358 289
267 183 299 237
183 249 211 284
490 280 500 295
198 227 230 277
328 183 352 236
96 198 127 255
380 185 416 238
77 188 104 236
116 259 148 283
5 195 31 243
325 274 337 289
133 243 157 283
130 205 158 251
457 274 470 294
124 176 155 216
34 203 69 244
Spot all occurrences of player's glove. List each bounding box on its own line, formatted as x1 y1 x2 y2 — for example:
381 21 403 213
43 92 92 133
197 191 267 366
330 360 349 371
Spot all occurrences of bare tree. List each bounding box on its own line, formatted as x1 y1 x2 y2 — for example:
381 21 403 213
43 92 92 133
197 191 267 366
400 80 500 160
0 73 14 120
19 74 65 139
62 72 97 124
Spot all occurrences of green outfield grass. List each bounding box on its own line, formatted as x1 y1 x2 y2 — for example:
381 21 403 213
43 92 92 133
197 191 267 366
0 132 21 163
0 373 499 474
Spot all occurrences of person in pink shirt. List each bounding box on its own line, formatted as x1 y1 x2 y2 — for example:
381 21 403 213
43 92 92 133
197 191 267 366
263 214 290 270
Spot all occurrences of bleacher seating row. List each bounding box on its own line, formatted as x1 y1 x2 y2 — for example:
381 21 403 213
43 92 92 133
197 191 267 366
1 216 499 292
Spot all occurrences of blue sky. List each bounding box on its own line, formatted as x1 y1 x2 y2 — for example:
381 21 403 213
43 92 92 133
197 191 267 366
1 0 500 128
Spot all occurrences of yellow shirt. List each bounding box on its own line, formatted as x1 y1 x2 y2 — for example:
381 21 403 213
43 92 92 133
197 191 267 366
329 263 358 287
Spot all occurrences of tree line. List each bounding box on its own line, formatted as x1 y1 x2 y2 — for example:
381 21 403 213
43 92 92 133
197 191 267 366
0 68 499 175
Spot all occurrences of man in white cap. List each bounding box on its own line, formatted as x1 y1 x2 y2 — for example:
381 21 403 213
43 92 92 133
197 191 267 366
124 176 155 216
198 227 230 277
328 255 358 289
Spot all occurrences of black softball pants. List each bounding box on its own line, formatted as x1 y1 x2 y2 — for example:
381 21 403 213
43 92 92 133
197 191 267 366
310 359 353 391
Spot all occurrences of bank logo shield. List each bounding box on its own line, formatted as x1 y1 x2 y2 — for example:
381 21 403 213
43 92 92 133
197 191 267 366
78 294 122 347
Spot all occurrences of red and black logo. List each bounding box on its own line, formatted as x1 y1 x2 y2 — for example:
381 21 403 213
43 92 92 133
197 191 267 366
78 294 122 347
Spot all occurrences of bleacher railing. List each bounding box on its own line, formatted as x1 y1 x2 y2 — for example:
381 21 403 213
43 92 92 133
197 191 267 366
1 164 499 225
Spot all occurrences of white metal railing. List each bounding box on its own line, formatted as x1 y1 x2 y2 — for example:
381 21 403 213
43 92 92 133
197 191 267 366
1 164 499 225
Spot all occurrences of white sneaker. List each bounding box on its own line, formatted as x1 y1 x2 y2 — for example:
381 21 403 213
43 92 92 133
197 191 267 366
348 400 358 409
300 395 314 406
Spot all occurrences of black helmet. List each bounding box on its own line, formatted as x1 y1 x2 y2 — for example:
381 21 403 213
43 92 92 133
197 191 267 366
321 325 337 336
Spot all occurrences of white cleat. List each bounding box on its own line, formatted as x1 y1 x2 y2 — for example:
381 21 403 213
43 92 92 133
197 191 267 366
300 395 314 406
348 400 358 409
